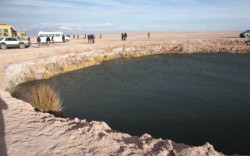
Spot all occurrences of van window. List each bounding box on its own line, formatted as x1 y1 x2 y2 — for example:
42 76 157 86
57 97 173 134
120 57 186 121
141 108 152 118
3 29 9 36
39 33 63 37
20 33 26 36
40 34 47 37
0 29 2 36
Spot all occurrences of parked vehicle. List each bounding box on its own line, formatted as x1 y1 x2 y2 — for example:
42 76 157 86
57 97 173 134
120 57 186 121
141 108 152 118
18 31 29 40
0 37 30 50
239 30 250 38
38 31 70 43
0 24 18 38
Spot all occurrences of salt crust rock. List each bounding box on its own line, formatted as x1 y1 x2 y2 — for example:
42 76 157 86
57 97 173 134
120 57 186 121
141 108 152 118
74 117 80 123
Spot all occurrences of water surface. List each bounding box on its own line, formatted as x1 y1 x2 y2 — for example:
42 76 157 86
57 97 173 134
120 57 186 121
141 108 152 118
15 53 250 155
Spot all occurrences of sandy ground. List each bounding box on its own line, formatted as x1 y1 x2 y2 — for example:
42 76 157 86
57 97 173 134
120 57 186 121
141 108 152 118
0 32 248 156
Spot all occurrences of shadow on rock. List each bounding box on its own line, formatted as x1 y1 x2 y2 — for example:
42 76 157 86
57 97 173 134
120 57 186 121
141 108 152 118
0 97 8 156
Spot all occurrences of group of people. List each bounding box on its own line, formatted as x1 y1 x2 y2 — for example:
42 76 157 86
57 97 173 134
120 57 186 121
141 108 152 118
121 33 127 41
87 34 95 44
46 36 53 46
35 32 151 47
73 34 80 39
72 34 88 40
72 34 102 40
121 32 150 40
36 35 66 47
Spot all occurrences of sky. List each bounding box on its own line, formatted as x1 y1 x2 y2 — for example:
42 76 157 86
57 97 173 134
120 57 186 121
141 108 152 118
0 0 249 35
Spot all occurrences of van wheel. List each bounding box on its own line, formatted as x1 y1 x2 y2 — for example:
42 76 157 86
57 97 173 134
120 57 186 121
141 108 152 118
0 44 7 50
19 43 25 49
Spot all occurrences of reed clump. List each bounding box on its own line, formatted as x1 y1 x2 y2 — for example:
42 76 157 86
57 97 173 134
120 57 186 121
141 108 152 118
25 84 64 117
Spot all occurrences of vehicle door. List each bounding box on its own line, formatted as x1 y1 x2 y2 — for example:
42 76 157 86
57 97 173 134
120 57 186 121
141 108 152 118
4 38 12 47
5 38 19 47
54 34 60 42
11 38 20 47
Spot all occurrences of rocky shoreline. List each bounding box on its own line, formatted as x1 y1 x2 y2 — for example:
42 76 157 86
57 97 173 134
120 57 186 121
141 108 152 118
1 35 249 155
3 38 250 91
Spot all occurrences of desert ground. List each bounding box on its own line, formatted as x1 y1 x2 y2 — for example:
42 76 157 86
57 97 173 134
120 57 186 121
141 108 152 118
0 32 249 156
0 32 245 67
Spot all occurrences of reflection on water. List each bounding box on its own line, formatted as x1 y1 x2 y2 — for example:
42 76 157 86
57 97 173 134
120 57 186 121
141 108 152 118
15 53 250 155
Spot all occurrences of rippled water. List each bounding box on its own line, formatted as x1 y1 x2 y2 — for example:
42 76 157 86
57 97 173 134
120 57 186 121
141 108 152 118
15 53 250 155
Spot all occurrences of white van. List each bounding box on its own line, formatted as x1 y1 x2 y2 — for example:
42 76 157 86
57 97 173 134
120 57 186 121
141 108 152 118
38 31 70 43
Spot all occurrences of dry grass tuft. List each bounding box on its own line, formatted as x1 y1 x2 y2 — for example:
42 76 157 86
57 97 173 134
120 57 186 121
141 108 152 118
25 84 64 117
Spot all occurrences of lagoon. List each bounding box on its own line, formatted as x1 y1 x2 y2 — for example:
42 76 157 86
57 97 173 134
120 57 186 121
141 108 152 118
15 53 250 155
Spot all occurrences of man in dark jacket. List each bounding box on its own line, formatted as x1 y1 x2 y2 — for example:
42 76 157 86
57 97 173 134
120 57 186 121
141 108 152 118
37 36 41 48
46 36 50 46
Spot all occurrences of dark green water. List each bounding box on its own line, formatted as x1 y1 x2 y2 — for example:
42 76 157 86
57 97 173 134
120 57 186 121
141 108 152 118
15 54 250 155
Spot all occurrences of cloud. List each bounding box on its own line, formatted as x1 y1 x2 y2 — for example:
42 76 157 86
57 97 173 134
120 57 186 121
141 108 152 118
25 22 116 34
81 23 114 27
59 26 74 30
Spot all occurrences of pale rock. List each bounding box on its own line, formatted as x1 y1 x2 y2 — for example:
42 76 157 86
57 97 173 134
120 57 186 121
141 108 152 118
74 117 80 123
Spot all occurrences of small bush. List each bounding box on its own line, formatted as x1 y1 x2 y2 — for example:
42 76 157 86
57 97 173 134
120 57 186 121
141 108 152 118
25 84 64 117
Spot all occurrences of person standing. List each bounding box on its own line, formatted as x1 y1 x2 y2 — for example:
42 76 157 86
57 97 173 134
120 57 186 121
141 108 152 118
51 36 54 44
37 36 41 48
62 35 65 42
46 36 50 46
121 33 123 41
148 32 150 39
77 35 79 40
28 37 32 45
100 34 102 39
124 32 127 40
